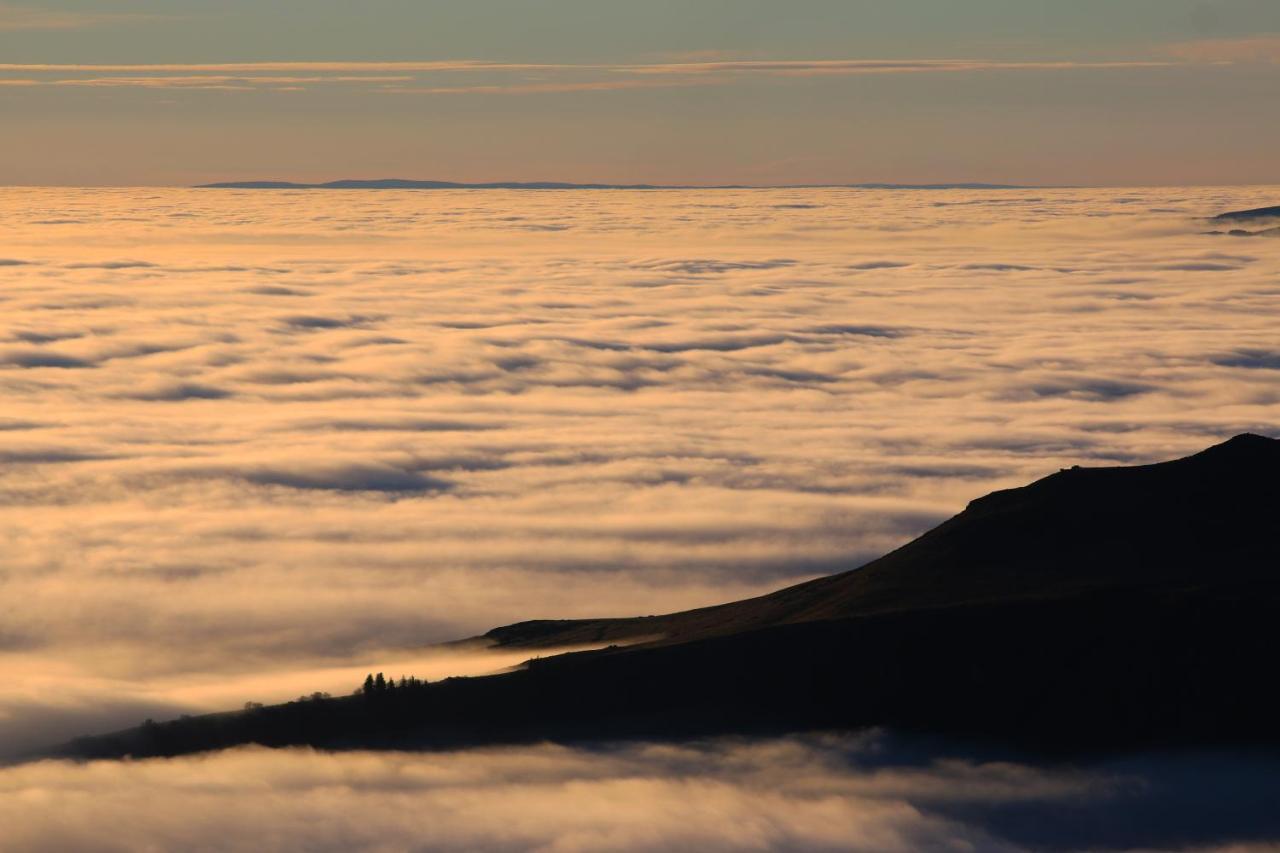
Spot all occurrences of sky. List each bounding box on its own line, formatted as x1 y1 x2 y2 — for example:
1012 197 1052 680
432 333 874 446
2 0 1280 186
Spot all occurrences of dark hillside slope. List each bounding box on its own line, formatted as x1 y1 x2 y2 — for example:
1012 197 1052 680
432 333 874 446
60 435 1280 760
1213 205 1280 222
486 434 1280 649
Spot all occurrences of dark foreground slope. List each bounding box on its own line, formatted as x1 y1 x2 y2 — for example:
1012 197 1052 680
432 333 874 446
486 433 1280 649
61 435 1280 760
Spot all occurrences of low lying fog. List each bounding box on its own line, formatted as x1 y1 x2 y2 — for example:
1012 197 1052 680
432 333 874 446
1 185 1277 756
5 733 1279 852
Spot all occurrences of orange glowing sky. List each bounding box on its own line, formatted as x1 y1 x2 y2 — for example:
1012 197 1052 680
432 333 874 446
2 0 1279 186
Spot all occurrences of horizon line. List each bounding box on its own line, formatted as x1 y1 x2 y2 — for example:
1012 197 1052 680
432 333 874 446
190 178 1054 191
4 179 1280 190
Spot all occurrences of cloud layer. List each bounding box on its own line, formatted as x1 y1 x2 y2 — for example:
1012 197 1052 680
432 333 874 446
4 734 1279 852
0 185 1278 751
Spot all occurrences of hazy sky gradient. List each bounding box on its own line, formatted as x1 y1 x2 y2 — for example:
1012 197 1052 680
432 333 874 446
3 0 1279 186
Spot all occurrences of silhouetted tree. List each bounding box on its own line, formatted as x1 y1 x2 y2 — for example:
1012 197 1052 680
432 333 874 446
375 672 386 692
363 674 375 696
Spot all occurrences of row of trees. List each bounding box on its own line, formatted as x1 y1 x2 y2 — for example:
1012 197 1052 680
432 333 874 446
360 672 428 696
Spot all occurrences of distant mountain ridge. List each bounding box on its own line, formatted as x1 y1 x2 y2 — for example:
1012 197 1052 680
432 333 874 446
57 433 1280 761
1210 205 1280 237
195 178 1036 191
1213 205 1280 222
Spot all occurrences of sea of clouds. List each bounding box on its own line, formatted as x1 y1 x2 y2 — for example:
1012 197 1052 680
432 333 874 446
0 185 1278 847
4 733 1280 852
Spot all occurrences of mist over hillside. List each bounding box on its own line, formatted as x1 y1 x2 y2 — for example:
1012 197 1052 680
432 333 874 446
3 186 1280 851
58 433 1280 761
3 185 1279 757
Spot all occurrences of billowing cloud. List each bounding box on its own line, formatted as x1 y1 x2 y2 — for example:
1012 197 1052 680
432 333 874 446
3 734 1279 852
0 185 1278 759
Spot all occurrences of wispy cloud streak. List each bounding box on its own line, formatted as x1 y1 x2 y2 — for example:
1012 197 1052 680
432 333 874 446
0 57 1184 94
0 61 564 73
0 3 157 31
1164 35 1280 64
619 59 1175 75
0 75 415 90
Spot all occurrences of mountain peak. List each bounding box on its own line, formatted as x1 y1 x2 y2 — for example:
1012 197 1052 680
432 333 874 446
1204 431 1277 451
1181 431 1280 467
1213 205 1280 222
485 433 1280 650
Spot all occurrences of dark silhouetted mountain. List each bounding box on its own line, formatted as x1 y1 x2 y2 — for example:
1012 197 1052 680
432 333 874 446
840 183 1032 190
198 179 679 190
1213 205 1280 222
58 434 1280 761
484 433 1280 650
195 178 1035 191
1208 206 1280 237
